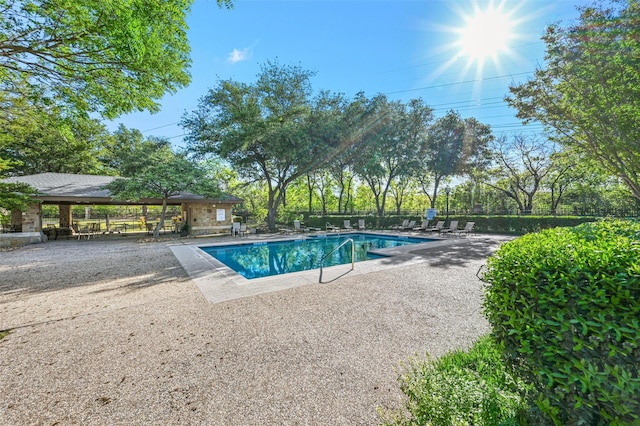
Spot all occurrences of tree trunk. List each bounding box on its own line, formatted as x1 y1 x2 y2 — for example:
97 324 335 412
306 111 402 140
307 175 314 214
154 197 168 239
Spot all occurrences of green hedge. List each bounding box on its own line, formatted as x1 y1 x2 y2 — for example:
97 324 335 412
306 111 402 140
482 220 640 425
309 215 598 234
307 215 421 230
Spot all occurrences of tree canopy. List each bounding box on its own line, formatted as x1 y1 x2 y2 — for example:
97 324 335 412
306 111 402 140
104 144 221 238
183 60 347 230
507 0 640 200
418 110 493 207
0 0 231 118
352 95 433 216
0 158 38 211
0 96 110 176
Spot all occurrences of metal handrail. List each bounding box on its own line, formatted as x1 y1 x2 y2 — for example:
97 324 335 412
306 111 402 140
319 238 354 283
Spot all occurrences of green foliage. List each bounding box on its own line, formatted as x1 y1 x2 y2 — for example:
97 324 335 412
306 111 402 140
0 159 39 210
482 220 640 425
418 110 493 208
0 181 38 211
0 0 211 118
183 60 346 230
507 1 640 200
97 125 164 176
485 135 555 214
0 98 110 175
352 95 433 216
105 145 221 238
382 335 531 426
457 215 597 235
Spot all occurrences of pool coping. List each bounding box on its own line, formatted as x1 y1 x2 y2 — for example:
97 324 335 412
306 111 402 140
170 231 465 304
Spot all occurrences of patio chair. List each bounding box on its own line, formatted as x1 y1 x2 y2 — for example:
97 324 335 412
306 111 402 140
294 220 308 233
400 220 416 231
343 220 354 230
326 222 340 232
391 219 409 230
413 220 429 231
357 219 366 230
423 220 445 232
452 222 475 237
75 224 94 240
439 220 459 235
232 222 241 237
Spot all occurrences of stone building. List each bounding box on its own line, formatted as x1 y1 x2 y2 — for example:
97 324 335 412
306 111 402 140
1 173 243 246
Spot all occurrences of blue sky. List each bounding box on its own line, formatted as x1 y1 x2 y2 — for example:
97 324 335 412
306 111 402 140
107 0 583 146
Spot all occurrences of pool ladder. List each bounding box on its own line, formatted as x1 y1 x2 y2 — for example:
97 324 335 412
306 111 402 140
318 238 354 283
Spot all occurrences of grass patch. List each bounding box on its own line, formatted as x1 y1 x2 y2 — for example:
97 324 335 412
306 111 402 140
0 330 10 340
382 335 532 426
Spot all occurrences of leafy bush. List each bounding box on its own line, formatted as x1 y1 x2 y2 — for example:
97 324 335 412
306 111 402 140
382 335 531 426
482 220 640 425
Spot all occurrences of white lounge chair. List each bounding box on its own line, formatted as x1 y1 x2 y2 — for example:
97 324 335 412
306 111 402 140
294 220 306 232
326 222 340 232
357 219 366 230
391 219 409 230
343 220 353 230
423 220 445 232
452 222 475 237
400 220 416 231
439 220 459 235
413 220 430 231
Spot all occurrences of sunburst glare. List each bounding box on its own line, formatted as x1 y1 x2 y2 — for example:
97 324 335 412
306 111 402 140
422 0 532 97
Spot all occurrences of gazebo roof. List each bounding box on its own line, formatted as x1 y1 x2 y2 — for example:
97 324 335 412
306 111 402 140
4 173 243 205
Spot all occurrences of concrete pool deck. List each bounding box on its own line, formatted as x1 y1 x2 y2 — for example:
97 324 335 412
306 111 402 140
0 231 512 424
172 232 464 304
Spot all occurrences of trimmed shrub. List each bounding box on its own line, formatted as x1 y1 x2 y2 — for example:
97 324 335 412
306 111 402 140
382 335 531 426
482 220 640 425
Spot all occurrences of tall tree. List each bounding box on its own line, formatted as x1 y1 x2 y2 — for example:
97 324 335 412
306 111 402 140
507 0 640 200
329 160 354 214
544 148 582 215
98 124 171 177
353 96 433 216
389 176 416 215
0 99 110 175
485 135 555 214
0 0 232 118
105 145 221 238
183 61 344 230
418 110 493 208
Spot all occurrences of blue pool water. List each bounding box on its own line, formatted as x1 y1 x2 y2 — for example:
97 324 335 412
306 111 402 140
199 233 436 279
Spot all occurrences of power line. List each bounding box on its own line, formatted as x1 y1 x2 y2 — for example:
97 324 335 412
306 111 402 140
383 71 532 95
140 122 180 133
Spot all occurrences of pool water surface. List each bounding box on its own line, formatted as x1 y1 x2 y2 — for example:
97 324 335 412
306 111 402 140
199 233 437 279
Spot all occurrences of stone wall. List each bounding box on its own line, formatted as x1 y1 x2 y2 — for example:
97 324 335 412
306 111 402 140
0 232 44 248
185 202 234 236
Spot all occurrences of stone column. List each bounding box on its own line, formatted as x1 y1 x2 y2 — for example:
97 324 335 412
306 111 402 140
59 204 72 227
22 203 42 232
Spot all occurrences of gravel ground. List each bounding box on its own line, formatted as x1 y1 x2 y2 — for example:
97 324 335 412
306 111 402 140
0 234 510 425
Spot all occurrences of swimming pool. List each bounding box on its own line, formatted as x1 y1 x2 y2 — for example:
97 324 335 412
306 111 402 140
199 233 437 279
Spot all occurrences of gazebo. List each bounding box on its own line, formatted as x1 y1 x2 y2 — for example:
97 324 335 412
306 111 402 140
2 173 243 245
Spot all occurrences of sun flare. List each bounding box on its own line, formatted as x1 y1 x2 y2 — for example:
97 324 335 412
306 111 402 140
458 7 514 61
